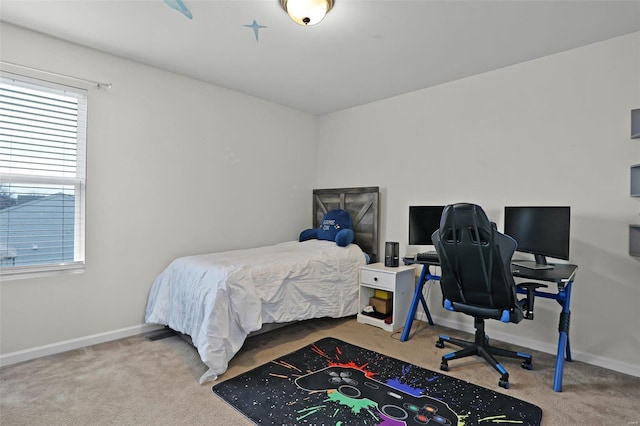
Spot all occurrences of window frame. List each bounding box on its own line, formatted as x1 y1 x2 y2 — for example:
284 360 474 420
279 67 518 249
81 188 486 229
0 71 87 280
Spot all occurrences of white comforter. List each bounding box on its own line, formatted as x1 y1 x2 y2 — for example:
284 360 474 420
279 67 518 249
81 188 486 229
145 240 365 383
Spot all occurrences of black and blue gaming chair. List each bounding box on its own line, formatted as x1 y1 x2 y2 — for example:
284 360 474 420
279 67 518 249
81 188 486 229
431 203 545 389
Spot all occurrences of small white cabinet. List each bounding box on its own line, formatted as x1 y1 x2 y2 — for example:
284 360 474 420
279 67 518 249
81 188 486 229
357 263 415 332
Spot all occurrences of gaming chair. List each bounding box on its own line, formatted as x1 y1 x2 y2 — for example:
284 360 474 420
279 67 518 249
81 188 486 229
431 203 545 389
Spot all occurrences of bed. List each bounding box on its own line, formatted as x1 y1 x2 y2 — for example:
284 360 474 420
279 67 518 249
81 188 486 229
144 186 380 383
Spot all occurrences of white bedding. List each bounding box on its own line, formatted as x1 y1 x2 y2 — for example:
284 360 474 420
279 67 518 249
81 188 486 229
145 240 365 383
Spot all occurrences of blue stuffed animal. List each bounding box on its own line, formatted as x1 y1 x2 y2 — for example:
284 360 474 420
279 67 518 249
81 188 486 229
299 209 355 247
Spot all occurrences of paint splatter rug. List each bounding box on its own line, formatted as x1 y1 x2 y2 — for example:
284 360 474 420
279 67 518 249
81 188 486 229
211 337 542 426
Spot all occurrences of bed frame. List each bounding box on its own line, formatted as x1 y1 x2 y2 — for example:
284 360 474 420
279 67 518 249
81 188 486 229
312 186 380 263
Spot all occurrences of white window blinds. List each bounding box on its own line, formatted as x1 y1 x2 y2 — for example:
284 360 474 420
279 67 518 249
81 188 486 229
0 72 87 278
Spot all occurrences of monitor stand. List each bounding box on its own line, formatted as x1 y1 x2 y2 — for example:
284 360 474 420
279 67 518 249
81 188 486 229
512 260 553 270
512 254 554 270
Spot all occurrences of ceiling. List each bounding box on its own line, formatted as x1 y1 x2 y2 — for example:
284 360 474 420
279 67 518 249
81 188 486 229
1 0 639 115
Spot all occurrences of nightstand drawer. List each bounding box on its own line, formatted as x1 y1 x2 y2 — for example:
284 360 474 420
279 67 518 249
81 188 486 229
360 269 395 290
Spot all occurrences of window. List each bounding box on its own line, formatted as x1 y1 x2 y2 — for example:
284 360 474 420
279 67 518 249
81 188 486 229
0 72 87 278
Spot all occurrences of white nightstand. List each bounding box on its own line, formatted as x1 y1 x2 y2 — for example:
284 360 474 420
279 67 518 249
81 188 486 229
357 262 415 332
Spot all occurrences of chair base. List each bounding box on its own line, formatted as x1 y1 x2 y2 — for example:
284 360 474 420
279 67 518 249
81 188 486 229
436 317 532 389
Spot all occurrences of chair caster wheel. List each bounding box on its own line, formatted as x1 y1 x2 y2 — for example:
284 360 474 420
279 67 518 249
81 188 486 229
521 359 532 370
436 339 445 349
440 361 449 372
499 379 510 389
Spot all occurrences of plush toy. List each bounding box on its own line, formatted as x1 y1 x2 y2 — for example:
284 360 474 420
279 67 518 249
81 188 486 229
299 209 355 247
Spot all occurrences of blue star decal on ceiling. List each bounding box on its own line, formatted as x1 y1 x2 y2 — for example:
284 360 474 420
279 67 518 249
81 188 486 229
244 20 267 42
163 0 192 19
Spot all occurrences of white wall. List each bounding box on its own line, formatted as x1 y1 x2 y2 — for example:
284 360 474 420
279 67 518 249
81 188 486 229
317 33 640 375
0 24 317 356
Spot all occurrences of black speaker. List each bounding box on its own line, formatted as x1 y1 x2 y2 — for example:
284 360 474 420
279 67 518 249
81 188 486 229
384 241 399 267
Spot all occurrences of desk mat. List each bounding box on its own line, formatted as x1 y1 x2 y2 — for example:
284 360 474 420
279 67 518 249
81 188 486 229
212 337 542 425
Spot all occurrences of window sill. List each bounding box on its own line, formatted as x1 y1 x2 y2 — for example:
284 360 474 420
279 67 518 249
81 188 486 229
0 262 85 281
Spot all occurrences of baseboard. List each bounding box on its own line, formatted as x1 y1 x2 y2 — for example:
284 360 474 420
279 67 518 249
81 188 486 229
416 313 640 378
0 323 164 368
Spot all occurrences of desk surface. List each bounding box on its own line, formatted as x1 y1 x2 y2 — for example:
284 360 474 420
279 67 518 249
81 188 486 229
511 263 577 284
403 256 577 284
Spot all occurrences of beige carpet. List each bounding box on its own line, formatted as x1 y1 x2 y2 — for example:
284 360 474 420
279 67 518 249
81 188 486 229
1 317 638 425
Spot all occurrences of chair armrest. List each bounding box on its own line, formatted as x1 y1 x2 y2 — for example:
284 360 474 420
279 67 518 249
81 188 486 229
516 282 548 320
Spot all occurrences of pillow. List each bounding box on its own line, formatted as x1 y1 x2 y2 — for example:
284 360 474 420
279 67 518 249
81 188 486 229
299 209 355 247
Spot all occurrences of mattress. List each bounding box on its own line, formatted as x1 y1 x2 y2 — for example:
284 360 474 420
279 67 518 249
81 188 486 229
145 239 366 383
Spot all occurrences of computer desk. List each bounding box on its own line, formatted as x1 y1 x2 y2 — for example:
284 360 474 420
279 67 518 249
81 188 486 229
400 257 578 392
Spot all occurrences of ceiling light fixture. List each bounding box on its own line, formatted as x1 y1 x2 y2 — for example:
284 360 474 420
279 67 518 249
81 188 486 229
280 0 334 26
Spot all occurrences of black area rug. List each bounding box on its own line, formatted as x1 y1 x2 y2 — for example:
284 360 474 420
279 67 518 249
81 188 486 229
212 337 542 426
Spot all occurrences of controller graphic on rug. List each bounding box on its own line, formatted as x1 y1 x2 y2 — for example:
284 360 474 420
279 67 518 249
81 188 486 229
295 366 458 425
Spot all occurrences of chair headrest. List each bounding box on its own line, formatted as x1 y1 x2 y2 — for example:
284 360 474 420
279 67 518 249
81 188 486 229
438 203 493 244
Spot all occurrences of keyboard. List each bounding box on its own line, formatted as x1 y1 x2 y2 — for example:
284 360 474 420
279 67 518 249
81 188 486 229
415 251 439 262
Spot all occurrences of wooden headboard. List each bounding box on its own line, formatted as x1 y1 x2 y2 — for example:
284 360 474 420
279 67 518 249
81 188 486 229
312 187 380 263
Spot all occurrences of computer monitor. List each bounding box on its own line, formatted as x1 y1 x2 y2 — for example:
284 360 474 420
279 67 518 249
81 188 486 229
503 206 571 270
409 206 445 246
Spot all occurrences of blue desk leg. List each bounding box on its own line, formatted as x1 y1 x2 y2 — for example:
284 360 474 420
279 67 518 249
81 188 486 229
420 290 434 325
400 264 433 342
553 281 573 392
